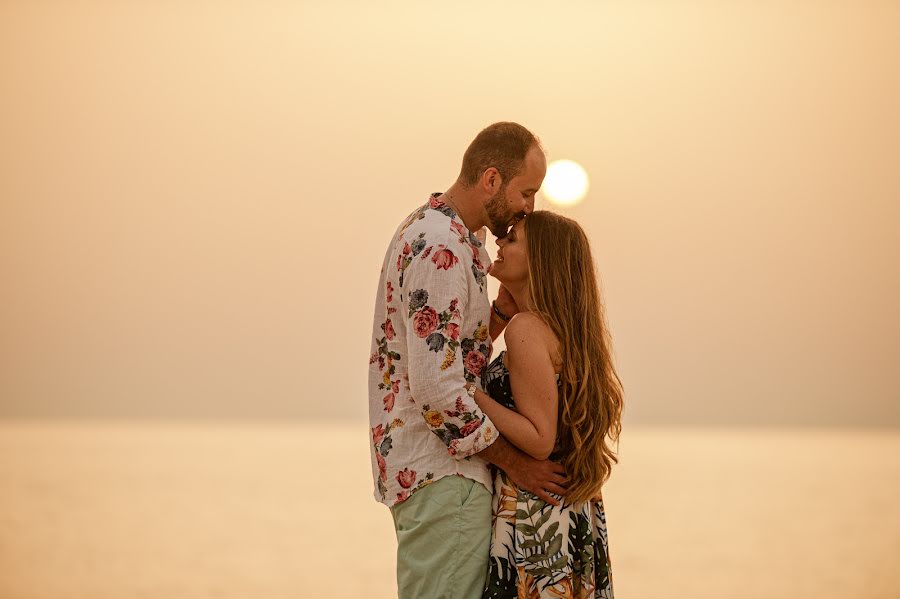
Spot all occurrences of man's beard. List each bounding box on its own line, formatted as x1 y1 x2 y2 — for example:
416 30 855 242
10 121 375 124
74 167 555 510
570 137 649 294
485 186 516 238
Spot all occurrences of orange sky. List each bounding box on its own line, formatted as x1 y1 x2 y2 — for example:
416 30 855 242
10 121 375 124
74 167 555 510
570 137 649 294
1 1 898 424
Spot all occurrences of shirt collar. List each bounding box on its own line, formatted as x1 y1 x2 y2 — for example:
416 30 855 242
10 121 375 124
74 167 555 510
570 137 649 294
427 193 483 249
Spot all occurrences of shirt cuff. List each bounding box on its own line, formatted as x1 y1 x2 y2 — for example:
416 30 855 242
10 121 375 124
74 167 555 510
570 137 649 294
446 413 499 459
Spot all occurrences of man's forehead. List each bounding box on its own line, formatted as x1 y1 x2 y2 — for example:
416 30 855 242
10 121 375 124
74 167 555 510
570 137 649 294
504 148 546 190
523 149 547 180
514 166 546 188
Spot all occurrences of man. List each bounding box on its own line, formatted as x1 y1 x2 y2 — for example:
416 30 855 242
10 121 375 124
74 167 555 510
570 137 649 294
368 122 567 598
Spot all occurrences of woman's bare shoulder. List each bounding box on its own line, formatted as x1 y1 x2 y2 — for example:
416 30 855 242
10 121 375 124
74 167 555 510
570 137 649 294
505 312 562 370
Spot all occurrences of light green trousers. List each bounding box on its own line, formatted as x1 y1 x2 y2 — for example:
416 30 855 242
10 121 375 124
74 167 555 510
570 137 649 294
390 475 492 599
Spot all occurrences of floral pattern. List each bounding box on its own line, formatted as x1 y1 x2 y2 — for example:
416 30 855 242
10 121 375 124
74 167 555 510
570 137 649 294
423 396 490 456
368 194 497 507
482 352 614 598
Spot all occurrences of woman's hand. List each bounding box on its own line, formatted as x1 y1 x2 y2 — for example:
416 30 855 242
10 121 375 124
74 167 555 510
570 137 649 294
494 284 519 319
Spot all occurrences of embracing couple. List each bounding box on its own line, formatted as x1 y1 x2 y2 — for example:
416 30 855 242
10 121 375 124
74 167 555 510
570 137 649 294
368 122 623 598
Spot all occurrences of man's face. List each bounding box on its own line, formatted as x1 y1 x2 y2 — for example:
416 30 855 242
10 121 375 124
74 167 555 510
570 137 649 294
485 145 547 238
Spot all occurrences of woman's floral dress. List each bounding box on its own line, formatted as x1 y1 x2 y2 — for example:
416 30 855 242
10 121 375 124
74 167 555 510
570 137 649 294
482 351 614 599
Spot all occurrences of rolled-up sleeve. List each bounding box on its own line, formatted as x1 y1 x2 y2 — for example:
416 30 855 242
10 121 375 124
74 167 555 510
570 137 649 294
403 242 498 458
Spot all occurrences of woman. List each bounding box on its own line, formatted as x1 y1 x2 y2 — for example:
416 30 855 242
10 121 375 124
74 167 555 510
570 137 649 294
471 211 623 598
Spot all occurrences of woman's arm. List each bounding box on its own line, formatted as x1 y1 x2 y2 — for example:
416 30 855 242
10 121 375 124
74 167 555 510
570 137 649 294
474 314 559 459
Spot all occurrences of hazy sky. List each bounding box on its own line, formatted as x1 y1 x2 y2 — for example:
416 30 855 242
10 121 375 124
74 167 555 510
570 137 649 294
1 1 898 425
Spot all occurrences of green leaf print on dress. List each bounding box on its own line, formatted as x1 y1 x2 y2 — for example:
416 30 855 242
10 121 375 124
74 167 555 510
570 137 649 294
481 351 614 598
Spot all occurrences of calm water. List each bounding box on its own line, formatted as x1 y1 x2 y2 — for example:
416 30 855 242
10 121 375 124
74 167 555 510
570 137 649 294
1 422 898 598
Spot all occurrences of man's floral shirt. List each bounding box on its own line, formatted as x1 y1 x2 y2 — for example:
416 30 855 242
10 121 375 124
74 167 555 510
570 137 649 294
368 193 498 507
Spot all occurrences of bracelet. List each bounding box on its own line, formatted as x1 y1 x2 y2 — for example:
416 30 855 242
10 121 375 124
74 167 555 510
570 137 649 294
491 301 511 323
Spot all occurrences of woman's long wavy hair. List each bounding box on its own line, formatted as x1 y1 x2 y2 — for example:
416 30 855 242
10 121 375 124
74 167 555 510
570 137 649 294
524 211 624 503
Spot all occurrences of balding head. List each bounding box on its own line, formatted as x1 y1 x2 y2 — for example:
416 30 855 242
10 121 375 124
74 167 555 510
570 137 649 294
458 122 543 188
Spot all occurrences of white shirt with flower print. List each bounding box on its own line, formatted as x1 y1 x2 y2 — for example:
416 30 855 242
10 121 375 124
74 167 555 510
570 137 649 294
368 193 498 507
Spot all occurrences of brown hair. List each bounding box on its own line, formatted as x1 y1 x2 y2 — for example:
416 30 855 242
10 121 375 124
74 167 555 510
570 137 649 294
458 122 540 187
524 211 624 503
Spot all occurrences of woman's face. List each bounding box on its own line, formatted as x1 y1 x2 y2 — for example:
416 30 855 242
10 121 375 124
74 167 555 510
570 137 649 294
490 218 529 286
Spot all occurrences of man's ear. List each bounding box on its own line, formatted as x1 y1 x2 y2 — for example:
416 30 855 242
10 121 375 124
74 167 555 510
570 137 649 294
481 167 502 195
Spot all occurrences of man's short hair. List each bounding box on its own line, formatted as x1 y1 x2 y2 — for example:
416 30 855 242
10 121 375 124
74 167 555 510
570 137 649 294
458 122 540 187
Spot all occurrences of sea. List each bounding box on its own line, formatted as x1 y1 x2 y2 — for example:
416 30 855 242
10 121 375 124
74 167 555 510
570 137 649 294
1 421 898 598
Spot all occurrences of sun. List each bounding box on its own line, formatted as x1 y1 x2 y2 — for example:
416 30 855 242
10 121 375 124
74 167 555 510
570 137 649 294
542 159 589 207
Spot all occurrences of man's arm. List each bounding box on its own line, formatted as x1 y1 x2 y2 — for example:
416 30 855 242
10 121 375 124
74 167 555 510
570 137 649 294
477 436 567 506
404 236 496 459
